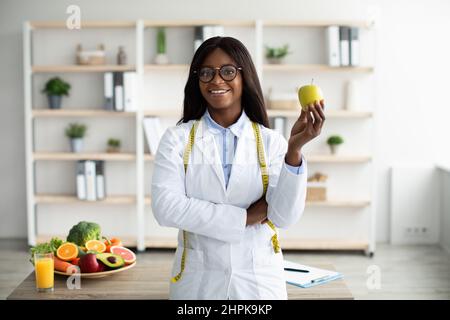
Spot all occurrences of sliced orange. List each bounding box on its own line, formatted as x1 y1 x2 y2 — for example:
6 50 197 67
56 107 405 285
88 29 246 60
85 240 106 253
56 242 79 261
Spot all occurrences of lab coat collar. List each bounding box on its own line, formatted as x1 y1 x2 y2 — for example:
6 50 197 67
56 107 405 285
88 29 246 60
197 109 255 141
204 109 248 139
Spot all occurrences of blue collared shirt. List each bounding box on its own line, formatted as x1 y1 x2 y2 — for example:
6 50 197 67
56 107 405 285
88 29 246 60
204 110 304 187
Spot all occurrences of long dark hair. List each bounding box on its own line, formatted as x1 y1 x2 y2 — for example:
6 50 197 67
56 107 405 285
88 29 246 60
178 36 269 128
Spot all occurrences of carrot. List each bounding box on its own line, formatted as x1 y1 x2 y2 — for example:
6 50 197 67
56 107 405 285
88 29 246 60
53 256 74 273
103 237 123 253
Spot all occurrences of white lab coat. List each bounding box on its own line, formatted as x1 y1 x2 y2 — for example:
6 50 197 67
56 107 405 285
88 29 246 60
151 112 307 300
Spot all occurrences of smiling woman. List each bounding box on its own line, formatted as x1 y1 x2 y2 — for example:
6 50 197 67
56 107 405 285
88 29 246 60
151 36 325 300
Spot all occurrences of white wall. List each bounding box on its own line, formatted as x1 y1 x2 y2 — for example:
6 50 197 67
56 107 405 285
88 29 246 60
1 0 449 242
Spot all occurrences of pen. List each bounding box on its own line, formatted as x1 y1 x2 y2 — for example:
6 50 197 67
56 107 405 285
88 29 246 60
284 267 309 273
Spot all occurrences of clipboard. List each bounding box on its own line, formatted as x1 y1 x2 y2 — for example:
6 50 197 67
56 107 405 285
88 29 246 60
283 260 343 288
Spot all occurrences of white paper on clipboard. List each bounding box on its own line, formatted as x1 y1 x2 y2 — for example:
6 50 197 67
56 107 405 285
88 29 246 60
284 260 343 288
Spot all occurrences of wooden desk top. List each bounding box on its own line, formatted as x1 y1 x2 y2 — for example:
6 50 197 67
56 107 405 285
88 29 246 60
7 260 353 300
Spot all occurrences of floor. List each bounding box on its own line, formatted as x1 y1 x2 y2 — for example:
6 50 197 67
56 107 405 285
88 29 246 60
1 239 449 300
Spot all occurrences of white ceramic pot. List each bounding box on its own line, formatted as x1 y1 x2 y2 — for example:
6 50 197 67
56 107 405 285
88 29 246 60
154 53 169 65
70 138 83 153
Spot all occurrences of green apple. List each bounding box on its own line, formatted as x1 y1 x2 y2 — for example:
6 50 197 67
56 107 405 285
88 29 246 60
298 83 324 111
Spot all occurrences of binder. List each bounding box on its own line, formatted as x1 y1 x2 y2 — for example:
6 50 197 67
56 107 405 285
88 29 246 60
194 26 203 52
113 72 124 111
84 160 97 201
284 260 343 288
103 72 114 111
326 26 340 67
76 160 86 200
123 72 137 112
95 161 105 200
339 26 350 66
349 27 360 66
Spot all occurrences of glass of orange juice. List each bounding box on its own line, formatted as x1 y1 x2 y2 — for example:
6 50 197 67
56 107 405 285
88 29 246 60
34 253 54 292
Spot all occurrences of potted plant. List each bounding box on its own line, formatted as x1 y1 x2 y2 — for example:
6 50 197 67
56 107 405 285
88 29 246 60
154 27 169 64
107 138 121 153
265 44 291 64
327 135 344 155
65 123 87 153
42 77 71 109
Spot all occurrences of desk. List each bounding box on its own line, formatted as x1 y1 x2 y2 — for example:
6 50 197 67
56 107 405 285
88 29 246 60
7 261 353 300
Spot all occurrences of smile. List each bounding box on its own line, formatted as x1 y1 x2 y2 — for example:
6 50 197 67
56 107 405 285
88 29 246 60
208 89 231 96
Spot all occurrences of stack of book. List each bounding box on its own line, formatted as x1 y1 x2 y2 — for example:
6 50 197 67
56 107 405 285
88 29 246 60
76 160 106 201
194 25 225 52
326 26 360 67
104 72 138 112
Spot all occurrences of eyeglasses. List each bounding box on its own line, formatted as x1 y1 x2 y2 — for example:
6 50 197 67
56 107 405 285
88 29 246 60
194 64 243 83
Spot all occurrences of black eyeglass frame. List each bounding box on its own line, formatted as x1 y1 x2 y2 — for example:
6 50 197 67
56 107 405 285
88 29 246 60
193 64 243 83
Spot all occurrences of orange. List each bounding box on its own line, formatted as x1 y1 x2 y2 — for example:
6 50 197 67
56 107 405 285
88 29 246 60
56 242 79 261
85 240 106 253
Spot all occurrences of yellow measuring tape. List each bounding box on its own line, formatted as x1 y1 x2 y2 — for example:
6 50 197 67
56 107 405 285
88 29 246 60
171 120 280 283
251 122 281 254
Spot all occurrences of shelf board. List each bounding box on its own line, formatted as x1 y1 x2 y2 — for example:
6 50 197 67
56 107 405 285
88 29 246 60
306 200 370 208
308 155 371 163
144 20 255 28
144 64 368 75
263 20 374 29
145 237 177 249
268 109 372 118
35 194 138 205
144 64 189 72
30 21 136 29
32 65 135 73
31 108 371 119
32 109 136 118
33 152 137 161
30 20 372 29
143 109 182 117
33 194 367 208
142 109 372 119
141 153 370 163
263 64 374 73
279 238 369 251
143 237 369 250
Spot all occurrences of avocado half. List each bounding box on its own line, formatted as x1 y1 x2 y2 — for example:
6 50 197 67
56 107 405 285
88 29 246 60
96 253 125 269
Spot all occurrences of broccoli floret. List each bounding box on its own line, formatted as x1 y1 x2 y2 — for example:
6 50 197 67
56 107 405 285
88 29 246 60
66 221 101 246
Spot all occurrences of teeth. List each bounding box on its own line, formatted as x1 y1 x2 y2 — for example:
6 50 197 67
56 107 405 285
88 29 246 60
210 90 228 94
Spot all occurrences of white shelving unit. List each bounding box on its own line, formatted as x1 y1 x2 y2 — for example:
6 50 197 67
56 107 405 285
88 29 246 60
24 19 376 254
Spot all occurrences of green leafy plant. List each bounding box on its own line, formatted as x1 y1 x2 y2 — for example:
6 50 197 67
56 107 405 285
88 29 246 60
41 77 71 96
327 135 344 145
265 44 291 59
65 123 87 139
29 237 64 265
156 27 166 54
107 138 121 148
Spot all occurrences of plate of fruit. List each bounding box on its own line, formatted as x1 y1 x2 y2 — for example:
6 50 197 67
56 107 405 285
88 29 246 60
30 221 137 278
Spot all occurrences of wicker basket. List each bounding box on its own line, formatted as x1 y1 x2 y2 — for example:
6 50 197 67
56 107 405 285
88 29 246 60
76 44 106 65
306 172 328 201
268 99 300 110
306 183 327 201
